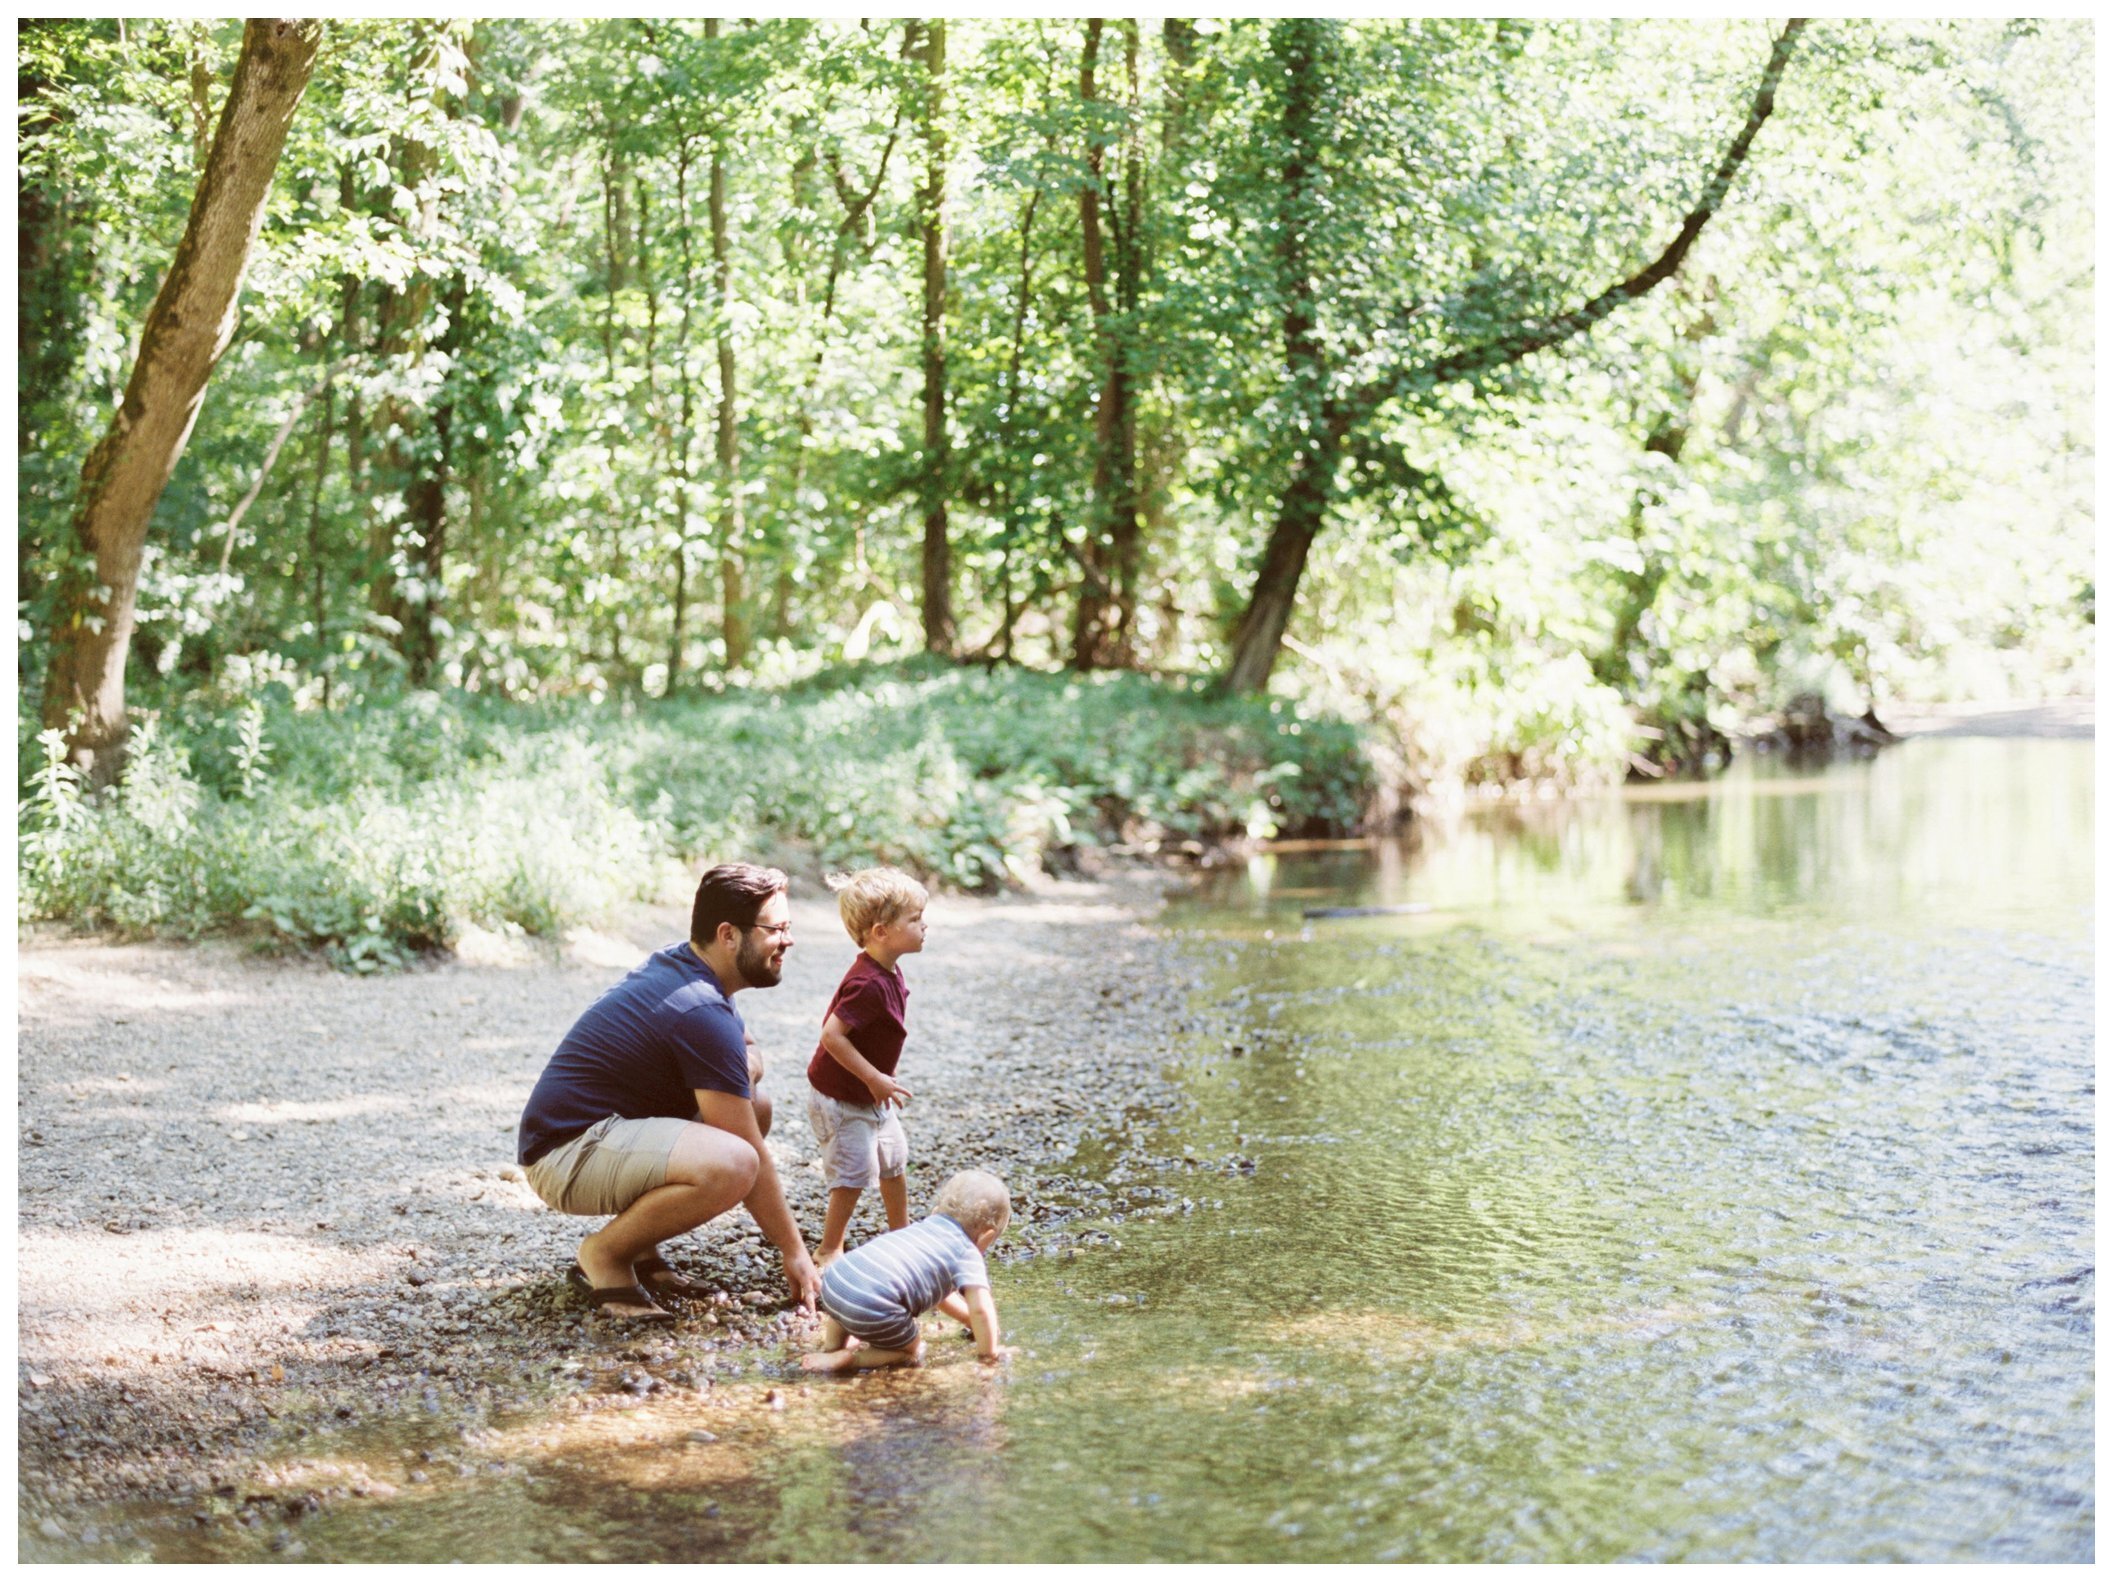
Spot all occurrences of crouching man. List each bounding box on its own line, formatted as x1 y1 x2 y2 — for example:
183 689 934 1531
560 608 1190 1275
516 863 821 1323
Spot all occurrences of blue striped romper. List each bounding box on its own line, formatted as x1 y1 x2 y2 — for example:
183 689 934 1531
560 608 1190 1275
819 1212 990 1351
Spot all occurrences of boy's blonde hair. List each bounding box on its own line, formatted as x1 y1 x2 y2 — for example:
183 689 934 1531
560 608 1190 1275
931 1169 1011 1239
827 866 928 944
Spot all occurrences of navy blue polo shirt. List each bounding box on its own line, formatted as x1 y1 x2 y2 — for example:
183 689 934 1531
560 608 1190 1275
517 944 751 1166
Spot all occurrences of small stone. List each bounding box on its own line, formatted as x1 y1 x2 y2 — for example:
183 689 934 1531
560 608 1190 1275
38 1519 65 1540
684 1429 718 1445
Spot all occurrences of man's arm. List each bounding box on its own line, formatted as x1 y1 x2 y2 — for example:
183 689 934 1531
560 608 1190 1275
818 1014 911 1107
695 1087 819 1313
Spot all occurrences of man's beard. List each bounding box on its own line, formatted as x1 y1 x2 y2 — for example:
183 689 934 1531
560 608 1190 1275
735 933 783 989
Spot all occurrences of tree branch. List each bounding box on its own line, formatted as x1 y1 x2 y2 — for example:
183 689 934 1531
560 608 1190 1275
1359 18 1805 417
220 364 344 574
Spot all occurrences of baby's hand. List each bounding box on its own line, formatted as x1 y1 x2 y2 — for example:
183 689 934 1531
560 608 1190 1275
977 1344 1017 1366
868 1074 912 1108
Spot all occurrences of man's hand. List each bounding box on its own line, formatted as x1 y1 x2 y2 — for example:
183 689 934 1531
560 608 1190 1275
866 1072 912 1109
782 1246 820 1314
745 1029 763 1085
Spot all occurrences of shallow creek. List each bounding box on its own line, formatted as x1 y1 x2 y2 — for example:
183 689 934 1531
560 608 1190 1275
146 734 2095 1561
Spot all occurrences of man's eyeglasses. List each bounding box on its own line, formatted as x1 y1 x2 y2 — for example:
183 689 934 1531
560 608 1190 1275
750 920 794 940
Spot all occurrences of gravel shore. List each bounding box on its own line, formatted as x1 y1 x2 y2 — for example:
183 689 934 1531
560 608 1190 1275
17 872 1203 1559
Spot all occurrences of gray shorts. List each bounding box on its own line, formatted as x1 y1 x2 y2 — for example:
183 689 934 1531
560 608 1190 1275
806 1089 908 1190
524 1115 692 1217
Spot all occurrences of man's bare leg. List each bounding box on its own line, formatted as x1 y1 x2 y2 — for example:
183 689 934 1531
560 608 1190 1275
640 1092 773 1296
878 1173 909 1231
803 1335 925 1374
816 1186 864 1266
578 1124 758 1318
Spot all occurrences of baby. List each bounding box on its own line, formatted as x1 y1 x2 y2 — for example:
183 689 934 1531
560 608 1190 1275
802 1168 1015 1371
806 866 927 1264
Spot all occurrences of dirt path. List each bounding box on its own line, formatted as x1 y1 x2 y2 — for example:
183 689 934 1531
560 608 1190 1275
17 874 1199 1559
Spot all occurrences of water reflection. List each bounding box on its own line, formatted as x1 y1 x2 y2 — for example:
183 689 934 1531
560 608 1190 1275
1201 739 2093 929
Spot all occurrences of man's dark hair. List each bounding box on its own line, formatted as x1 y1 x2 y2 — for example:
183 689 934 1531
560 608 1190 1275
691 863 789 944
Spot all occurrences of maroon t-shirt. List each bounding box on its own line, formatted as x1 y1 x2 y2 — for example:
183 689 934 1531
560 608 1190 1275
806 952 910 1105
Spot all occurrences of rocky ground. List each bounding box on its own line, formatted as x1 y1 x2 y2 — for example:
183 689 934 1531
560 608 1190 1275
17 871 1216 1560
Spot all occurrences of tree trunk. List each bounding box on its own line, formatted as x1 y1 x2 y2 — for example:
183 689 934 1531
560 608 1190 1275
40 18 321 780
188 24 215 169
1071 19 1114 666
1108 19 1146 661
706 19 750 671
1073 19 1149 671
916 18 955 655
307 362 335 705
401 272 463 685
1221 20 1336 697
1222 443 1337 697
1139 17 1201 668
338 166 365 509
667 133 698 686
369 81 440 642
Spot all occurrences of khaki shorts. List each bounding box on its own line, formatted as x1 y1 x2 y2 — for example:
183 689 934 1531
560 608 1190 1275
806 1089 908 1190
524 1115 692 1217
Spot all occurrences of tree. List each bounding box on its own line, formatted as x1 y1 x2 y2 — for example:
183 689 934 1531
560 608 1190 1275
1218 18 1806 694
40 18 323 780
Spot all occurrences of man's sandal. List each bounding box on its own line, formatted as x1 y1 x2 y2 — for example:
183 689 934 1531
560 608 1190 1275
634 1254 715 1301
568 1264 676 1324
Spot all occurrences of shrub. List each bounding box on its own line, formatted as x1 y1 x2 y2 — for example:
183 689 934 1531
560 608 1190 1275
18 665 1380 961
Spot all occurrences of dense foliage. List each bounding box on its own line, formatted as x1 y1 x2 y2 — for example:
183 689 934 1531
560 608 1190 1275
15 19 2093 950
18 663 1369 962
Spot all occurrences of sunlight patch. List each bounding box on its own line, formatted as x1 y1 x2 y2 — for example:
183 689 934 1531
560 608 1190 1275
219 1096 408 1125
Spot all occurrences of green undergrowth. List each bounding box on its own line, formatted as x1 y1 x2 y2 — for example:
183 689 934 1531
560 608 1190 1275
18 662 1373 967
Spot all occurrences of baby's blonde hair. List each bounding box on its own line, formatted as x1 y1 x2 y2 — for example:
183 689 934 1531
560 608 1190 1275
826 866 928 944
931 1169 1011 1239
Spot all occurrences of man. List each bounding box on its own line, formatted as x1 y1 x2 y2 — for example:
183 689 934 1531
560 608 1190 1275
517 863 821 1322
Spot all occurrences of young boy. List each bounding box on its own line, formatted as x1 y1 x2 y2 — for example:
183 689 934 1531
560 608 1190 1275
806 866 927 1265
802 1169 1015 1371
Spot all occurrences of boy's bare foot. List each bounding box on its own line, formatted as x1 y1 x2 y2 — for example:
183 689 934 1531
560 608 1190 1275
801 1337 924 1373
